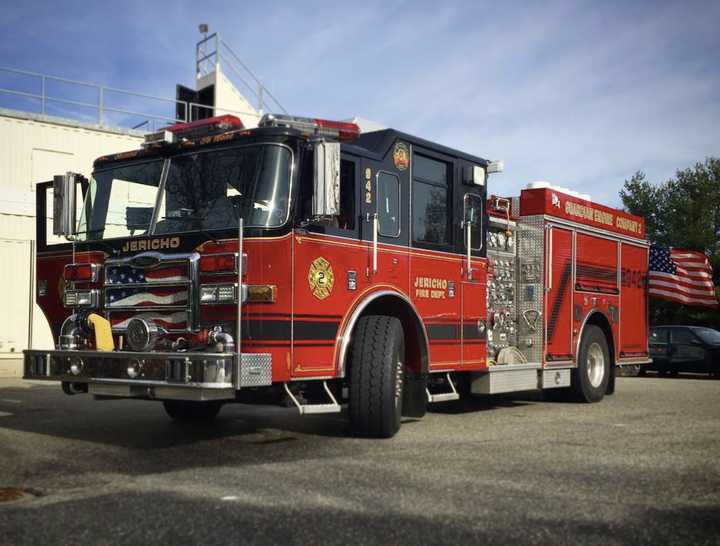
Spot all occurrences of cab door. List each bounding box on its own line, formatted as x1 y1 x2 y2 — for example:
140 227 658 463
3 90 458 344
409 149 461 369
545 226 574 362
460 193 487 368
359 156 409 288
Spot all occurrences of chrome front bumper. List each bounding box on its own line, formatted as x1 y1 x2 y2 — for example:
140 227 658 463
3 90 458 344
23 349 272 401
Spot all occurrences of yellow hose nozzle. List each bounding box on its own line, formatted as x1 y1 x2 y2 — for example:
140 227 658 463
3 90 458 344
86 313 115 352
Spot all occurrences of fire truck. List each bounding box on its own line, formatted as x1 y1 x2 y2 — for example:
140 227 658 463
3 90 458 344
23 114 651 437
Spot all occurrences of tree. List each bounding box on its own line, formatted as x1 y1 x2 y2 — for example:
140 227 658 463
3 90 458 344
619 158 720 326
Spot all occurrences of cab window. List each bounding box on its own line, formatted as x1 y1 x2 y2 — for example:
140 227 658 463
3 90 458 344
339 159 356 230
463 194 484 250
412 154 451 246
377 172 400 237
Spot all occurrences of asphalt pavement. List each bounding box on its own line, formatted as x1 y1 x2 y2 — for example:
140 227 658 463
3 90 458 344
0 375 718 545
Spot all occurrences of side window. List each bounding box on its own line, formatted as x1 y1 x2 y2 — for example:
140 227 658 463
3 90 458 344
412 154 450 246
377 172 400 237
339 159 355 230
670 328 695 344
463 194 483 250
650 329 668 343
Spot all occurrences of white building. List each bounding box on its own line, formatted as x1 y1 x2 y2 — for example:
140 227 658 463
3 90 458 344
0 33 268 375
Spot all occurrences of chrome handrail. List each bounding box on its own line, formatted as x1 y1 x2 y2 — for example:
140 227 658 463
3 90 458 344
196 32 287 114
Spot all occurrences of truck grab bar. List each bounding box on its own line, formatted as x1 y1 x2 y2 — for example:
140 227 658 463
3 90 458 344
546 225 553 292
372 212 379 274
465 221 472 279
235 217 243 389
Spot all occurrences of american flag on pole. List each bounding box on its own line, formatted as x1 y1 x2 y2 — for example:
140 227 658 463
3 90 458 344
648 247 719 308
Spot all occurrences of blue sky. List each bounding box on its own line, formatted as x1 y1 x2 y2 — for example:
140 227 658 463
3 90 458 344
1 0 718 206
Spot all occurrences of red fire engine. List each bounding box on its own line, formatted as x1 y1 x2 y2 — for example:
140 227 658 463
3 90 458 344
24 114 650 437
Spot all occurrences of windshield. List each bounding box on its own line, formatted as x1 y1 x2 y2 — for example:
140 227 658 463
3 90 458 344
77 144 292 241
77 160 164 241
695 327 720 345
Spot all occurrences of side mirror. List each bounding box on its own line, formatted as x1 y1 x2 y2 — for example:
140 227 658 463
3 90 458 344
53 172 78 239
312 141 340 217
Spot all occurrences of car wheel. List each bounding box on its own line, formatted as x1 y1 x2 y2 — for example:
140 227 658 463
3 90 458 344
348 315 404 438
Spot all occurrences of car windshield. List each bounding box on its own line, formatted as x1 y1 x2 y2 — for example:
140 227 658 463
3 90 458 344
694 327 720 345
77 144 292 241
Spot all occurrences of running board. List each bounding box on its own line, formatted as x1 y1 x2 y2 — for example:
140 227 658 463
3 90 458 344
283 381 342 415
471 363 541 395
426 373 460 403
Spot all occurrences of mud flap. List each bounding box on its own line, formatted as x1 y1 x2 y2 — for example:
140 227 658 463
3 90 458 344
402 372 427 418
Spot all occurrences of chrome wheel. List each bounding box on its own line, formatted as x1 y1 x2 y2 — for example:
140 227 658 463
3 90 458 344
586 342 605 388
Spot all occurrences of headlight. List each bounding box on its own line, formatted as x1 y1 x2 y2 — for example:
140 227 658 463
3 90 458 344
63 289 99 309
200 284 238 304
200 285 218 303
217 284 236 302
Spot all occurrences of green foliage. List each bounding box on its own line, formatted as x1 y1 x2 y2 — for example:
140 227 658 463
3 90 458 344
620 158 720 327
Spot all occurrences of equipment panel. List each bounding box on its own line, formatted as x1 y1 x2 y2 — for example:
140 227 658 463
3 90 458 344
515 215 545 364
486 217 518 362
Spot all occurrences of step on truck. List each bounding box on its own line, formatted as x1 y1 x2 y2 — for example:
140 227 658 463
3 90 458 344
24 114 651 437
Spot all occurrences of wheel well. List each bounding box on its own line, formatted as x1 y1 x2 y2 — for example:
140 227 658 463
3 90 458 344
583 312 616 365
344 294 429 377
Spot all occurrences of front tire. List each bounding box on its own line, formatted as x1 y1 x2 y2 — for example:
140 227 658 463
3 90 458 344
571 325 610 403
348 315 405 438
163 400 223 422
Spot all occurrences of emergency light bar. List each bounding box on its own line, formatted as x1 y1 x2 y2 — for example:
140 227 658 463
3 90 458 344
259 114 360 141
143 115 244 147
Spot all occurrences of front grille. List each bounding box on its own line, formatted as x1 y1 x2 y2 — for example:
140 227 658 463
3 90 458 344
104 252 198 333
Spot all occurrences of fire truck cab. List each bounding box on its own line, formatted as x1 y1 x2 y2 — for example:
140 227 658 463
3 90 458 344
24 114 650 438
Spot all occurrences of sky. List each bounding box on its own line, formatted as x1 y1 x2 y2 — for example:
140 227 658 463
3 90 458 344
1 0 718 207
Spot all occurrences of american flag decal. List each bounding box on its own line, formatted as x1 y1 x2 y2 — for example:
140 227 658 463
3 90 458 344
648 247 719 308
105 256 193 331
106 286 188 307
106 265 188 284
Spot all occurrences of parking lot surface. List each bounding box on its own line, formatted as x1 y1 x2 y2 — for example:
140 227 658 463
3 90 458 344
0 376 718 545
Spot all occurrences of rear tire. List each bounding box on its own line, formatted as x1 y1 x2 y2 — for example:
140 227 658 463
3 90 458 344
349 315 404 438
163 400 222 422
571 325 610 403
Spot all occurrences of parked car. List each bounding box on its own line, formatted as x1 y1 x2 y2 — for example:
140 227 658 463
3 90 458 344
647 326 720 377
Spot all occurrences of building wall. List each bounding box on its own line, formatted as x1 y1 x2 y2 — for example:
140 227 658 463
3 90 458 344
197 65 262 128
0 111 143 359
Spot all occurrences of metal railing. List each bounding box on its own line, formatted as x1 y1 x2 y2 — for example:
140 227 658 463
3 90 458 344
196 32 287 115
0 66 193 132
1 35 284 132
0 53 278 133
